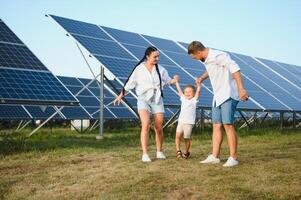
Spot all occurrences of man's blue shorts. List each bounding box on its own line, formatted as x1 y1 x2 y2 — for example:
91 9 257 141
212 98 239 124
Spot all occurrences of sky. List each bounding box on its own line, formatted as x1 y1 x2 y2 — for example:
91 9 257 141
0 0 300 79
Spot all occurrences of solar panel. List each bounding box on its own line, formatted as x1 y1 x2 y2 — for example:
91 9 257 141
258 58 301 88
0 19 78 106
50 15 301 113
58 76 137 119
230 53 301 111
24 105 62 120
0 105 31 119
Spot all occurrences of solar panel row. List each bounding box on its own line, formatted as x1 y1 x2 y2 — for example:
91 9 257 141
0 19 79 106
50 15 301 112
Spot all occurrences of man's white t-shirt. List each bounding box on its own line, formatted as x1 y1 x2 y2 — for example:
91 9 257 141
204 49 240 107
178 95 198 124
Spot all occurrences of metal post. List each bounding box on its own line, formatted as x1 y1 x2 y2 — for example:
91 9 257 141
200 108 205 133
280 112 284 129
292 112 296 129
96 66 104 140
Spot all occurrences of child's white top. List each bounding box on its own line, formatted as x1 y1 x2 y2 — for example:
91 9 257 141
204 49 240 107
124 62 171 104
178 95 198 124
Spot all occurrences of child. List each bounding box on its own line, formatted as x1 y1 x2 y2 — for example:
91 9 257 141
174 75 201 159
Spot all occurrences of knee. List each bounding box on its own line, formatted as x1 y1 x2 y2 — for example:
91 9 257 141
213 124 223 130
154 124 162 133
176 132 182 139
223 124 234 131
141 123 150 131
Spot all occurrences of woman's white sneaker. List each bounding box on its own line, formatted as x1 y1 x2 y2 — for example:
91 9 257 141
223 157 239 167
142 154 152 162
156 151 166 159
200 154 220 164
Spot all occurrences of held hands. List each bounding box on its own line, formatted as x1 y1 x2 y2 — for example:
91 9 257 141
173 75 179 83
196 77 202 87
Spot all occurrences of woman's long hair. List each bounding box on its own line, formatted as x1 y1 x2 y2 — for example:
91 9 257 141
122 46 163 97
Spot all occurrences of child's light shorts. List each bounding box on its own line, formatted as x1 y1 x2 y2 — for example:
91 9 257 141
176 122 194 139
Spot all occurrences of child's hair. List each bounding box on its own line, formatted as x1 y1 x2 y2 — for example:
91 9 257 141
184 85 196 93
188 41 206 54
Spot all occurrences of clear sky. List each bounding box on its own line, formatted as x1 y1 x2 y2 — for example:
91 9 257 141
0 0 300 78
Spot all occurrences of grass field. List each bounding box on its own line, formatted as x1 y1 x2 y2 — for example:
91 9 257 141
0 126 300 200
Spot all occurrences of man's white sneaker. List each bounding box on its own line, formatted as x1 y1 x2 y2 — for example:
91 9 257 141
156 151 166 159
223 157 239 167
200 154 220 164
142 154 151 162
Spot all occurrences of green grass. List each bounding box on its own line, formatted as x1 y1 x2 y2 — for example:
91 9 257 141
0 127 300 200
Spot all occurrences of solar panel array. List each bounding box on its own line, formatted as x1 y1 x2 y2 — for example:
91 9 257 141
0 19 78 106
0 75 141 120
50 15 301 113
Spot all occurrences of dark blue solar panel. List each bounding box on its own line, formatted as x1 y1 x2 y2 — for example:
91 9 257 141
0 21 23 44
163 51 205 71
0 20 78 106
179 42 189 49
50 15 112 40
58 76 82 86
122 44 175 66
101 26 150 47
288 64 301 75
61 106 91 119
142 35 185 53
0 43 48 71
72 35 134 60
53 15 301 112
106 107 136 119
94 56 137 78
0 105 30 119
25 106 61 119
258 58 301 87
77 78 100 88
0 69 77 104
231 53 301 110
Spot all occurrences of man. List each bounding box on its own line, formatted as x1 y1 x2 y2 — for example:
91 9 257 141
188 41 248 167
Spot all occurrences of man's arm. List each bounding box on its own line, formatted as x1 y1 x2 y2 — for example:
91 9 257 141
197 71 209 83
232 71 248 101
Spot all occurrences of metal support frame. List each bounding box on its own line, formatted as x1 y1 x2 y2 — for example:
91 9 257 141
96 66 104 140
260 112 269 125
238 110 251 129
200 108 205 132
163 107 181 129
280 111 284 129
292 112 296 129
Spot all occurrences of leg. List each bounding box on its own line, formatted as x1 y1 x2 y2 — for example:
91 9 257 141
153 112 164 152
138 109 151 154
223 124 237 159
212 123 223 158
221 99 239 159
184 139 191 154
175 132 183 152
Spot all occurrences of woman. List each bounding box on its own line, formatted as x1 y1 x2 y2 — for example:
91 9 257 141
114 46 178 162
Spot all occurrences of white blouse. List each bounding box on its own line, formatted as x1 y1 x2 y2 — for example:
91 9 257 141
124 62 171 104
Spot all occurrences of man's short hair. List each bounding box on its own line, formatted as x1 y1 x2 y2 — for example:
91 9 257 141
188 41 206 54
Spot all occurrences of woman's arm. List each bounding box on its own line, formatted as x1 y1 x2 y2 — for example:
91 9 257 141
174 75 183 97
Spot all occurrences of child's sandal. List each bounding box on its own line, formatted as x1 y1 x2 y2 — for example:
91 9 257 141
176 150 183 159
182 152 190 159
